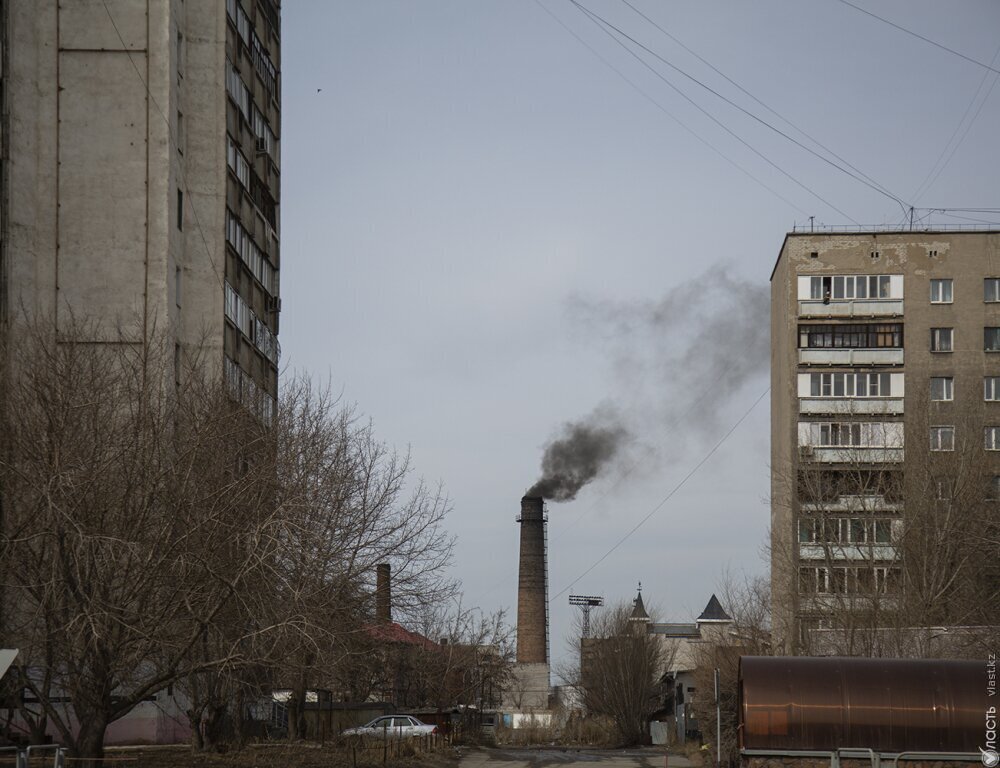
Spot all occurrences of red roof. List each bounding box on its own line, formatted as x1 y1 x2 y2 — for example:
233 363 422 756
366 621 439 650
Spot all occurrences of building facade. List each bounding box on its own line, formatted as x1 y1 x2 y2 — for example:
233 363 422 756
770 230 1000 653
0 0 280 419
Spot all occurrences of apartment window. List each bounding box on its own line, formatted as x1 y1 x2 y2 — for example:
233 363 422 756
986 278 1000 303
809 275 891 301
798 519 815 543
986 427 1000 451
930 426 954 451
986 377 1000 401
175 266 182 308
875 567 901 594
177 189 183 231
929 279 953 303
809 372 892 398
817 422 862 447
990 476 1000 500
799 323 903 349
930 377 953 402
874 520 891 544
986 328 1000 352
799 567 829 594
930 328 953 352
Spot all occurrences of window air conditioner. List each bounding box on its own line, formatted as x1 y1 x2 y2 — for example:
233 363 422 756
800 445 815 458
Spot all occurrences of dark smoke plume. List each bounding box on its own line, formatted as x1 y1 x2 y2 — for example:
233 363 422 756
527 408 629 502
527 265 767 502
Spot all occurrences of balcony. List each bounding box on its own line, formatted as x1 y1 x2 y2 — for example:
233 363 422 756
799 348 903 366
800 446 904 463
799 397 904 415
799 544 897 561
799 299 903 318
800 495 901 513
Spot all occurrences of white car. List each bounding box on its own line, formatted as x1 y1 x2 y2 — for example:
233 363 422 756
341 715 438 738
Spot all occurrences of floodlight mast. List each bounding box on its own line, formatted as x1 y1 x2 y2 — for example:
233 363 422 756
568 594 604 638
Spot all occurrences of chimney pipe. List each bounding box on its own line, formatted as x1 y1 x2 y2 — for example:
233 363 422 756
376 563 391 624
516 496 547 664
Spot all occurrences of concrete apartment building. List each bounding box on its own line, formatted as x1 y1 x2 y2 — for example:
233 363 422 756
770 229 1000 653
0 0 280 419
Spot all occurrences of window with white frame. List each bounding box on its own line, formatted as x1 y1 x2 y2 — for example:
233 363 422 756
808 275 892 300
930 327 953 352
986 278 1000 303
930 377 954 402
986 327 1000 352
817 423 862 447
986 427 1000 451
226 137 251 191
986 377 1000 401
929 279 953 303
809 372 893 398
930 426 955 451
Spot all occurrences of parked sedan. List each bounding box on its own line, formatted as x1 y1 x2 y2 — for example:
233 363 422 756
341 715 438 738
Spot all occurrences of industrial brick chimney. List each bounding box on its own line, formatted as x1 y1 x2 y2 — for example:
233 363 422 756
516 496 548 664
376 563 391 624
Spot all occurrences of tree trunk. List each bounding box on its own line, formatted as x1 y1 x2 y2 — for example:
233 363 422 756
74 712 109 766
286 688 306 741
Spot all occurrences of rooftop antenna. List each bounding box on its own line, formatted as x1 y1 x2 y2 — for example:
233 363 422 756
569 594 604 638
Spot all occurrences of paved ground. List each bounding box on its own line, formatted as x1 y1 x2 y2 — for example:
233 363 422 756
458 747 694 768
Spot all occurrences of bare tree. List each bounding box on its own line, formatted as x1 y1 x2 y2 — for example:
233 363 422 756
0 318 286 760
575 602 665 746
774 394 1000 657
264 377 457 739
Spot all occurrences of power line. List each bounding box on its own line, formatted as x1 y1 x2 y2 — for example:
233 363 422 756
911 41 1000 203
551 386 769 602
568 0 908 219
566 0 859 224
617 0 905 209
834 0 1000 76
531 0 808 216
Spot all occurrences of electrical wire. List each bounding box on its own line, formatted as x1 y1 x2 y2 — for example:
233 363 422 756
911 41 1000 204
834 0 1000 76
617 0 905 210
566 1 857 224
568 0 907 221
550 386 769 602
531 0 808 216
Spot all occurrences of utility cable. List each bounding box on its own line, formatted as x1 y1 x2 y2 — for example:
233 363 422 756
550 386 769 602
618 0 905 209
567 0 860 224
911 41 1000 204
531 0 808 216
834 0 1000 76
569 0 906 220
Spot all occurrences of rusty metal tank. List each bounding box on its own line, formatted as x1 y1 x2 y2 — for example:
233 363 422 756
739 656 990 752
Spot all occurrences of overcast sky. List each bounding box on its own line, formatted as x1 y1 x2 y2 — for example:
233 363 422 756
280 0 1000 666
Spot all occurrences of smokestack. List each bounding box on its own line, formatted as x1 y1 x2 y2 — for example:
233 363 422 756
376 563 391 624
516 496 548 664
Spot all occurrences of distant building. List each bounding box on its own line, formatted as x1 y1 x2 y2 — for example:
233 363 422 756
647 593 735 744
770 229 1000 654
